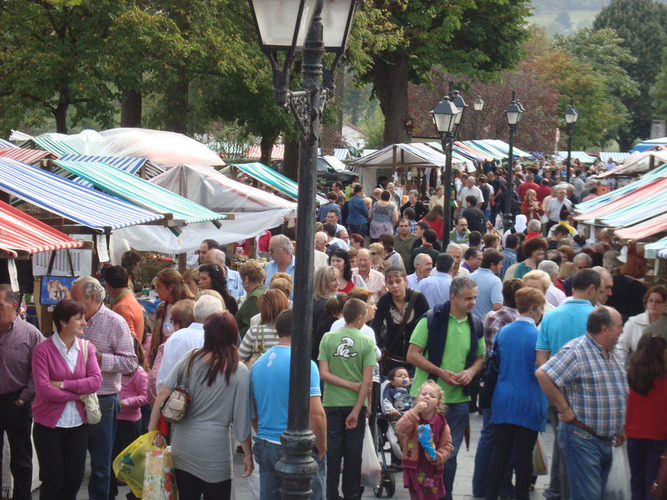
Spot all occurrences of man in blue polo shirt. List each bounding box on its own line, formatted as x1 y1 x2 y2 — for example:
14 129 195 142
250 310 327 499
469 250 504 318
535 268 602 500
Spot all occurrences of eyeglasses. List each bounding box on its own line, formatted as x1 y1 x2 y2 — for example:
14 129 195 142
370 252 377 255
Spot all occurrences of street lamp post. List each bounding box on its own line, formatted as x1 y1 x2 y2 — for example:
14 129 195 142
503 91 524 232
565 103 579 183
473 96 484 140
248 0 357 497
431 87 462 249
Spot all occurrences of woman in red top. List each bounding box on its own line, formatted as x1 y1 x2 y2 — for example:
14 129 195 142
419 204 444 241
520 189 545 222
626 334 667 500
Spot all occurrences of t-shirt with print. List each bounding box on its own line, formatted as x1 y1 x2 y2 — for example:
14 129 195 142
318 326 376 407
409 315 485 403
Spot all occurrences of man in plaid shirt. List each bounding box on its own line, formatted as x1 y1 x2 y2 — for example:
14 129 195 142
71 276 137 500
536 306 628 500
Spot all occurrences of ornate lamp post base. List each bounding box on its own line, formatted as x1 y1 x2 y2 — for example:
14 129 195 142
276 430 318 499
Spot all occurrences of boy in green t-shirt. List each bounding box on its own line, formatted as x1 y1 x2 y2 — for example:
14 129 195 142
318 298 375 500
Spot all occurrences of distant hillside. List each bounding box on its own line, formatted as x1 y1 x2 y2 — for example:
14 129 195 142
529 0 667 35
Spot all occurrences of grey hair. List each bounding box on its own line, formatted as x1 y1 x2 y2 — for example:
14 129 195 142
538 260 559 278
527 219 541 232
208 249 226 266
0 284 20 304
450 277 477 299
587 306 614 335
408 189 419 198
602 250 621 271
573 252 593 266
273 234 293 254
193 294 224 323
73 276 105 304
446 242 462 253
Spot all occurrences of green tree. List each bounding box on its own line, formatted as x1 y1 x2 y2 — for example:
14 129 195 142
592 0 667 149
651 47 667 120
349 0 532 146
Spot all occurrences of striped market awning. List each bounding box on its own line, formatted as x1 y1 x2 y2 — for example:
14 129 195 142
0 147 58 164
0 139 17 148
0 158 164 232
247 144 285 161
53 159 227 226
0 200 85 258
56 154 164 187
21 136 80 155
599 152 630 163
233 162 328 204
554 151 596 163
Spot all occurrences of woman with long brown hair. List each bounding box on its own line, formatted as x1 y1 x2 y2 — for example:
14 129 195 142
149 269 195 366
149 312 252 500
625 334 667 500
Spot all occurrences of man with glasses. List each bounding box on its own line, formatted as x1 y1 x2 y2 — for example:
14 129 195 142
264 235 295 286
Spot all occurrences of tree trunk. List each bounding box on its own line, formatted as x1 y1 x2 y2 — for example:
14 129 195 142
283 137 300 182
260 135 275 167
120 89 142 127
54 102 68 133
617 130 632 152
163 78 189 134
373 53 410 146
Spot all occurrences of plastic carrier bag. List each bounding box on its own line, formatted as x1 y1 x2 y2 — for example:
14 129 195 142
603 444 631 500
113 430 162 497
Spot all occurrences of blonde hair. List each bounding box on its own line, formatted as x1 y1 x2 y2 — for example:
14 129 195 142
417 380 447 414
195 289 227 312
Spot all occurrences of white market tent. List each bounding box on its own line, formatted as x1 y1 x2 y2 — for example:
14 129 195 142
349 142 474 196
597 148 667 179
109 164 296 261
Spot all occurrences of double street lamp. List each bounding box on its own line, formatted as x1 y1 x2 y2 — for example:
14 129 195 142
248 0 357 497
430 82 467 249
565 103 579 183
503 91 524 232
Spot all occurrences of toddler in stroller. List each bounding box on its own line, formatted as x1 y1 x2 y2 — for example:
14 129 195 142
381 367 414 457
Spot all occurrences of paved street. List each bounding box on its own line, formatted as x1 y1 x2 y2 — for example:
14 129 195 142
31 411 554 499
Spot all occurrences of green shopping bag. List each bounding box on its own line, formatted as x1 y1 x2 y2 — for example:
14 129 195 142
113 431 162 497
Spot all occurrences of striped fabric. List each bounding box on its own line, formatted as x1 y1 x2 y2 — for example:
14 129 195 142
599 152 630 163
334 148 351 160
463 140 507 160
53 159 226 225
0 199 84 258
56 154 164 188
0 158 164 232
233 162 328 204
0 139 17 148
0 147 57 164
554 151 595 163
352 142 448 168
22 136 79 155
247 144 285 160
483 139 531 158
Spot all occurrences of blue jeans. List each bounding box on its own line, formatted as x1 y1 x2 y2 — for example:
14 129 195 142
88 394 120 500
472 409 514 497
627 437 667 500
253 438 326 500
544 403 569 500
443 402 469 500
325 406 365 500
348 224 368 238
558 421 612 500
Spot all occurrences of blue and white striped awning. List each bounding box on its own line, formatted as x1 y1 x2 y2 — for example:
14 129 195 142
482 139 532 158
599 152 630 163
56 154 164 187
0 139 17 148
554 151 596 163
644 236 667 259
334 148 351 160
0 158 164 232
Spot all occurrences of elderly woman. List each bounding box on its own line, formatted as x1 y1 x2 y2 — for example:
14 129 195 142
522 270 555 315
617 285 667 366
486 288 547 500
238 289 290 365
369 242 392 274
150 269 195 366
400 189 428 220
149 312 252 499
32 299 103 500
520 189 545 222
235 260 267 339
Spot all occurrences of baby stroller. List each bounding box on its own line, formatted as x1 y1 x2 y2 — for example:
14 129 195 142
371 379 409 497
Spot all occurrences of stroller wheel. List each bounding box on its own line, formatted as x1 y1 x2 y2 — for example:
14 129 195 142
373 482 383 497
383 469 396 497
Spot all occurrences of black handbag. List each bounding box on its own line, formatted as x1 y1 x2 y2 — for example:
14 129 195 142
479 339 500 409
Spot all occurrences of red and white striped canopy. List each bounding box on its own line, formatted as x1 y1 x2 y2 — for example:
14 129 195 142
0 147 58 164
0 200 84 258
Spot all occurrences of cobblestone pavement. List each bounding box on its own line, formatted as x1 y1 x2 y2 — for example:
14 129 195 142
32 411 555 499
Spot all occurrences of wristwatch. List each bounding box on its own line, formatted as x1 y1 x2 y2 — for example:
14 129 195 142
59 381 64 390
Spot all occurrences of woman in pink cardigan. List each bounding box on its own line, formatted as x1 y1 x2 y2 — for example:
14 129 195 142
32 298 102 500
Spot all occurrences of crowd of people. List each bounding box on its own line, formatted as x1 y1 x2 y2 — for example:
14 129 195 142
0 158 665 500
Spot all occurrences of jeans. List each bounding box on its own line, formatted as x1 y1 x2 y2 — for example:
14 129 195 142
174 468 231 500
443 402 469 500
110 420 141 500
348 224 368 239
88 393 120 500
558 421 612 500
627 437 667 500
253 438 326 499
33 423 88 500
472 409 514 497
325 406 366 500
486 424 537 500
544 403 569 500
0 396 33 500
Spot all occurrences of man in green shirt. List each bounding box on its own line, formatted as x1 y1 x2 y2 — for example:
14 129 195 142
407 277 485 500
319 298 375 500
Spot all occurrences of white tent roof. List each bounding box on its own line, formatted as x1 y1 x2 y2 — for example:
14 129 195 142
109 164 295 260
350 142 470 170
597 149 667 178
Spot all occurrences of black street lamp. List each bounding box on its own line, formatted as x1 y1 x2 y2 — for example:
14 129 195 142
431 91 461 249
503 91 524 232
248 0 357 497
473 96 484 139
565 103 579 183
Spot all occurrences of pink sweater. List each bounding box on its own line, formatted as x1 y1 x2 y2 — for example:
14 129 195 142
32 337 103 428
118 367 148 422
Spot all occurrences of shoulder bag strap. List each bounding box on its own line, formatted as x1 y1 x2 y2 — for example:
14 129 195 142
46 250 75 276
81 338 88 363
385 290 421 355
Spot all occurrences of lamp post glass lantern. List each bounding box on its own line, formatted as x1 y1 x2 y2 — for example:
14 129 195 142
503 91 524 232
473 96 484 139
248 0 357 497
565 103 578 183
431 95 460 248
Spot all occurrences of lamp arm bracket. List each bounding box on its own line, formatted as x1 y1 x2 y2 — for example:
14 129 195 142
269 50 298 107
